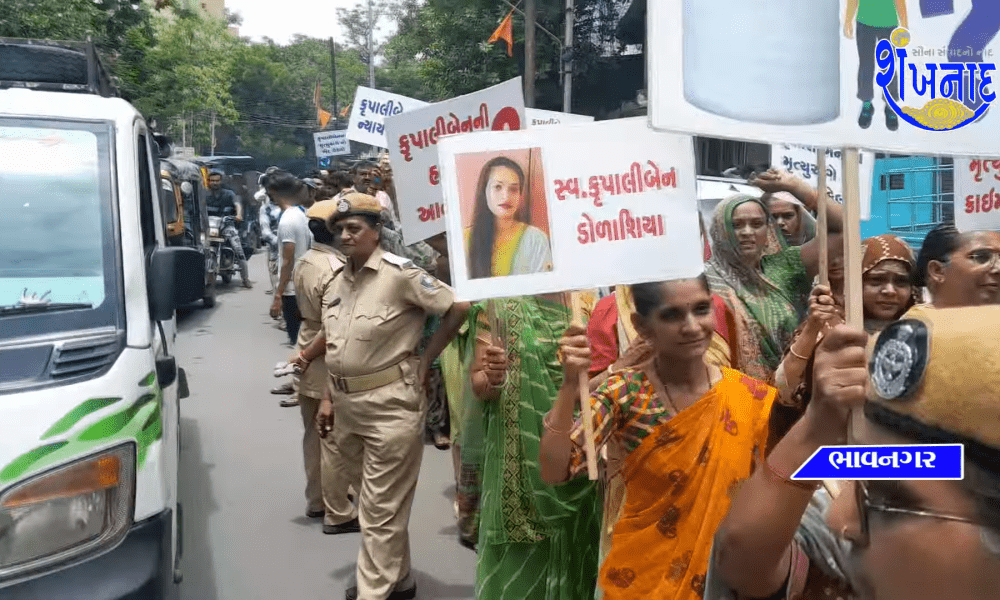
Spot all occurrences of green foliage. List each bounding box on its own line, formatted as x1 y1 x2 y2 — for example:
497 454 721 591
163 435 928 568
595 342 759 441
137 11 240 149
1 0 632 162
388 0 521 100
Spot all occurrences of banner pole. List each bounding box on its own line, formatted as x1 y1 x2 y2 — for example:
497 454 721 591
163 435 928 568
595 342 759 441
816 149 829 288
570 292 599 481
842 148 863 329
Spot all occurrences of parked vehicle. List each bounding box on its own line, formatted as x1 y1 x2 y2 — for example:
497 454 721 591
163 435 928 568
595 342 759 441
160 156 218 307
0 38 203 599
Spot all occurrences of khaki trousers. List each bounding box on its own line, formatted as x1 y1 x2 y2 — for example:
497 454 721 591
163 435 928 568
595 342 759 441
299 394 357 519
326 372 425 600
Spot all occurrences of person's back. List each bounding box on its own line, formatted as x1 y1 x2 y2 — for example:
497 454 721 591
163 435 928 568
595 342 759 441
279 206 311 279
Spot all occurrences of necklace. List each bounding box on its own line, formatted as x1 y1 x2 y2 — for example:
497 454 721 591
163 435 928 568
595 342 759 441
656 358 713 415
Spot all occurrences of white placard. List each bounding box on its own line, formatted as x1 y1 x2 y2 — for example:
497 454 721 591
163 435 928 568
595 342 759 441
771 144 877 220
314 130 350 158
526 108 595 127
955 158 1000 232
439 118 703 301
651 0 1000 156
346 87 429 148
385 78 526 245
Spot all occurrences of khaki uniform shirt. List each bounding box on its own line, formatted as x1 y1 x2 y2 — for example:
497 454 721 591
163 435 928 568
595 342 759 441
323 247 454 377
294 243 345 399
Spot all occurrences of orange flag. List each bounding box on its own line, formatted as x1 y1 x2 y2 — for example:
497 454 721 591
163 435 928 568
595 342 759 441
318 109 332 129
488 10 514 57
313 80 322 110
339 102 352 118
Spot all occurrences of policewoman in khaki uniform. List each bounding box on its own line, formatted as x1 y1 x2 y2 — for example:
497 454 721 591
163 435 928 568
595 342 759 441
299 193 470 600
289 199 358 528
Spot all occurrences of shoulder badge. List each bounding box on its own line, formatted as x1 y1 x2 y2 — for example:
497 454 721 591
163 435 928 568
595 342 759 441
382 252 414 269
338 199 350 213
869 319 929 400
420 273 438 291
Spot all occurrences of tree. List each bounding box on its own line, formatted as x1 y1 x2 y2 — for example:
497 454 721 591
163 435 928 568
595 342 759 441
336 0 400 84
138 11 240 151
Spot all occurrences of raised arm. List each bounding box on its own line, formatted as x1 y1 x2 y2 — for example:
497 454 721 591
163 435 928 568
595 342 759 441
714 326 867 597
753 169 844 234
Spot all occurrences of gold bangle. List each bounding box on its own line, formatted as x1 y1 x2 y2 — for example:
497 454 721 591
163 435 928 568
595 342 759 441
543 413 572 435
788 345 811 361
763 459 820 491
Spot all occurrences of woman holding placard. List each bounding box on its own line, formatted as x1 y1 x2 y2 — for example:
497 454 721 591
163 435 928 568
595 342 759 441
913 222 1000 309
773 234 917 412
539 277 778 600
465 156 553 279
704 176 842 382
467 296 601 600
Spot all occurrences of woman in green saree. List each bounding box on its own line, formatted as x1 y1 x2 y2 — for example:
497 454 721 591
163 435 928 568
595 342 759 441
461 296 601 600
705 174 842 383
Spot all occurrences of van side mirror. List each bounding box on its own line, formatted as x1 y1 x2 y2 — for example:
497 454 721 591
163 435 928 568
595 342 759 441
148 247 206 321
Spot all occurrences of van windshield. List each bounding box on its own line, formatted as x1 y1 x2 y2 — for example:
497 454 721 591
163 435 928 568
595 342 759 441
0 119 120 338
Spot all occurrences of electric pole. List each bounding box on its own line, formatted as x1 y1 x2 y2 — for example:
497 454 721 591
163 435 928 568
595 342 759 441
329 37 339 125
524 0 536 107
563 0 574 113
367 0 375 87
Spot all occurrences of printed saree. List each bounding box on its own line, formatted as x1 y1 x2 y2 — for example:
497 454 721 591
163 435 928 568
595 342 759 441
705 195 812 382
570 366 777 600
468 297 602 600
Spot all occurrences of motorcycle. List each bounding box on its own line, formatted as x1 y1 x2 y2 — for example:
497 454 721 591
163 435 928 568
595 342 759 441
207 212 240 285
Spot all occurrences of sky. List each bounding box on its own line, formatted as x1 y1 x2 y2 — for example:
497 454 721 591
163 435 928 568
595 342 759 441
227 0 396 46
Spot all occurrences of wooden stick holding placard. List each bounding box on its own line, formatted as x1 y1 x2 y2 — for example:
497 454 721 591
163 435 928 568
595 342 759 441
569 292 599 481
486 299 501 346
816 149 829 288
820 148 865 501
841 148 864 329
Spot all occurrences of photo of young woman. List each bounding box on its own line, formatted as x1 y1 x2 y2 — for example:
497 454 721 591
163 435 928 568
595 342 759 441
460 150 553 280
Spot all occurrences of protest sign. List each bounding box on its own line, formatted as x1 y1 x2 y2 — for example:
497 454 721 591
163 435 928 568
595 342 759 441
438 118 703 301
955 158 1000 232
526 108 595 127
771 144 876 220
385 77 526 245
314 130 350 159
650 0 1000 156
346 87 429 148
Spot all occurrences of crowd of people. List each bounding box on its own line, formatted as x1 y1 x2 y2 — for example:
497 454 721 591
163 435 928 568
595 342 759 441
251 157 1000 600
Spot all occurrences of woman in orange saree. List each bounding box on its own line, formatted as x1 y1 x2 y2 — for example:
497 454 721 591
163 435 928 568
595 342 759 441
540 276 778 600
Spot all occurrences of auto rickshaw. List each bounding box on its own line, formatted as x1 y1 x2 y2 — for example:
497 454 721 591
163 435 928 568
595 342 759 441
160 157 219 308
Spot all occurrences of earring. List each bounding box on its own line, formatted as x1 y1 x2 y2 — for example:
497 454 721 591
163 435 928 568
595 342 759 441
840 525 849 538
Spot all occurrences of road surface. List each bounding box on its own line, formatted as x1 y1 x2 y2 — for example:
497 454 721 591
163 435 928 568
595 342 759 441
175 254 477 600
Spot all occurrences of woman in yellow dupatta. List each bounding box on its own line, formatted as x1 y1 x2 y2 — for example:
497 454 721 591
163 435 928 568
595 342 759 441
540 276 778 600
464 156 553 279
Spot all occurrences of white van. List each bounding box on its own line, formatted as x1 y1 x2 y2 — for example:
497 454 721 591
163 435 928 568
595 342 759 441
0 40 203 599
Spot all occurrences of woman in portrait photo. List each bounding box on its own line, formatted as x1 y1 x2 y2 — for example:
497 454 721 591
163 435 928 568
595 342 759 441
466 155 553 279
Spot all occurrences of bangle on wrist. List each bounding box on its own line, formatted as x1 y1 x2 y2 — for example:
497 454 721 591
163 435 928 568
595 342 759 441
543 412 572 435
299 352 311 364
788 344 811 361
763 458 820 492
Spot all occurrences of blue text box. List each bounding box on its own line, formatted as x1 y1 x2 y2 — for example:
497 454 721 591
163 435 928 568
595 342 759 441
791 444 964 480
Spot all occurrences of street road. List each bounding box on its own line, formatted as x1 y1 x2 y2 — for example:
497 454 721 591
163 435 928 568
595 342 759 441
174 254 476 600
